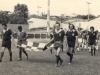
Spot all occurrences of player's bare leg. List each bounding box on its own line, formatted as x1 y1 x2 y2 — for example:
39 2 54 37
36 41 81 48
0 47 6 62
8 48 12 61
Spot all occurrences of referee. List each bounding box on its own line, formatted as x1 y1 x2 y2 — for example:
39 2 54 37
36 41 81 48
66 23 78 64
0 24 13 62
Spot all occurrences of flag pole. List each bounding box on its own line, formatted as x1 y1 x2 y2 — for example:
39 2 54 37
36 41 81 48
47 0 50 35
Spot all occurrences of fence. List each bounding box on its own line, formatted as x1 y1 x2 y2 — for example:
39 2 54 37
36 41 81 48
13 33 50 39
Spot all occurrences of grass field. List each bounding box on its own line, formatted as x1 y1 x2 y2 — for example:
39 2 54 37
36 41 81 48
0 39 100 75
0 24 100 75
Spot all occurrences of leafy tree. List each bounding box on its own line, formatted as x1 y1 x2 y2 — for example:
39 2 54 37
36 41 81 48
12 3 29 24
0 11 10 24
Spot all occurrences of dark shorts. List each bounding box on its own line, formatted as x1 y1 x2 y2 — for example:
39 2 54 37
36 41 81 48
54 41 63 50
67 41 75 48
2 40 11 49
88 40 96 45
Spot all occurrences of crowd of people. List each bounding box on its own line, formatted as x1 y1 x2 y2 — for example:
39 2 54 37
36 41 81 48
0 22 99 67
43 22 99 67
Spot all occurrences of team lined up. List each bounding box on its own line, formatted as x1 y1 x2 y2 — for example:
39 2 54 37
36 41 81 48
43 22 99 67
0 23 99 67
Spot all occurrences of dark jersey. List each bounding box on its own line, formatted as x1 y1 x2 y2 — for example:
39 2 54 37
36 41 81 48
2 29 12 41
53 29 65 42
88 31 97 41
66 30 78 41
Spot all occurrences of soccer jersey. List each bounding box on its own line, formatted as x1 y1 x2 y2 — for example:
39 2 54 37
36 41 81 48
17 31 27 41
88 31 97 41
1 28 12 49
51 29 65 49
2 28 12 41
53 29 65 42
66 29 78 41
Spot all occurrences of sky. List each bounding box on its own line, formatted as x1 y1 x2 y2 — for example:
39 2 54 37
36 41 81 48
0 0 100 16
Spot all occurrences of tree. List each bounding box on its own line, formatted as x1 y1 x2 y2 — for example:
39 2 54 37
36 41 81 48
12 3 29 24
0 11 10 24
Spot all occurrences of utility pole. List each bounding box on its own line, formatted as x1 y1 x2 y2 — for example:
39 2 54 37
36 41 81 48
37 6 42 17
86 2 91 21
47 0 50 35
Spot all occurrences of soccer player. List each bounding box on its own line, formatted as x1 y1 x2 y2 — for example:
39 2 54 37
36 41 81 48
66 24 78 64
87 26 98 56
0 24 13 62
17 26 28 61
81 30 88 50
44 22 65 67
76 28 82 52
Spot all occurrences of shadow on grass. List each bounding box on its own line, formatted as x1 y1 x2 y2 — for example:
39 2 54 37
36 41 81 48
23 58 55 64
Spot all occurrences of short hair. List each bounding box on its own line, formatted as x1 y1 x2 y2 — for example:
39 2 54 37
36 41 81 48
69 24 75 29
2 24 7 27
55 22 60 26
18 26 22 30
90 26 94 30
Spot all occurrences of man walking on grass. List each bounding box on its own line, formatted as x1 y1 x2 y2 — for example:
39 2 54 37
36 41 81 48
17 26 28 61
0 24 13 62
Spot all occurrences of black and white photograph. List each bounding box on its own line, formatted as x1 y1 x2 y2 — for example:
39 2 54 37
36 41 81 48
0 0 100 75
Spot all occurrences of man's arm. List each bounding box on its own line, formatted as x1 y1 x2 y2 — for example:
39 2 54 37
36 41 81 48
46 37 54 46
75 31 78 47
23 32 28 41
96 33 99 43
10 30 15 45
75 36 78 47
87 35 89 43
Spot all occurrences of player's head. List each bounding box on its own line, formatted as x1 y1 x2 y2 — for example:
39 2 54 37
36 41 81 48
2 24 7 30
95 30 98 33
78 28 81 31
69 23 75 30
18 26 22 32
90 26 94 31
55 22 60 30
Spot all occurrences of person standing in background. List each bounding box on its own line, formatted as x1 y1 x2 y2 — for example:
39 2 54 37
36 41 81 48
87 26 98 56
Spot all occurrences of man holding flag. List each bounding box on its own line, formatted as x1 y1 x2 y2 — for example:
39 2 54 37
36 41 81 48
87 26 98 56
17 26 28 61
43 22 65 67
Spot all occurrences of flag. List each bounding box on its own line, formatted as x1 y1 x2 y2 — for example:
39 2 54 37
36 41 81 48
15 41 54 51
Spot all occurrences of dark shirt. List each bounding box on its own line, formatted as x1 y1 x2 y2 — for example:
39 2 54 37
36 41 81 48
17 31 27 42
66 29 78 41
53 29 65 42
2 29 12 41
88 31 97 41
